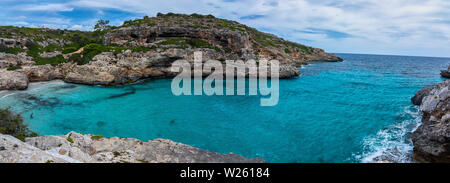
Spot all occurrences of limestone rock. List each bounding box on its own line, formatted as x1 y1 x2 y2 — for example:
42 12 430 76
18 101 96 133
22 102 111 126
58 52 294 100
0 69 29 90
411 80 450 162
411 87 432 105
0 133 67 163
20 65 64 82
441 65 450 78
0 131 264 163
0 52 34 69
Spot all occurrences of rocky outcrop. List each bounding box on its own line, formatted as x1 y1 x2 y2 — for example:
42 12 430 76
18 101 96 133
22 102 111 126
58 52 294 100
0 131 264 163
411 87 432 105
0 53 34 69
0 38 30 48
20 65 64 82
0 13 343 90
441 66 450 78
411 80 450 162
0 70 28 90
61 49 300 85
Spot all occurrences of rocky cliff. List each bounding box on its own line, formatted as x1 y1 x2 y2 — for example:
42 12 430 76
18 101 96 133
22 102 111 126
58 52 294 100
0 131 264 163
0 13 342 90
411 80 450 162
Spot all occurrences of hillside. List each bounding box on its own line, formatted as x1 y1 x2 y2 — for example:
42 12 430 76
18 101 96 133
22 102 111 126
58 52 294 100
0 13 342 90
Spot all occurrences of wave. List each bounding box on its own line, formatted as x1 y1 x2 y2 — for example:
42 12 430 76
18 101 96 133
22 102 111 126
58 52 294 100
355 105 421 163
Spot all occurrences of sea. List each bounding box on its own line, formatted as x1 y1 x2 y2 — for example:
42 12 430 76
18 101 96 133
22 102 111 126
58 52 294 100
1 53 449 162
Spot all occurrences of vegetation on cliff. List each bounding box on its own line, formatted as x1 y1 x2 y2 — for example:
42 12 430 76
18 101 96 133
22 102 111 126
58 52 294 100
1 12 339 68
0 108 37 141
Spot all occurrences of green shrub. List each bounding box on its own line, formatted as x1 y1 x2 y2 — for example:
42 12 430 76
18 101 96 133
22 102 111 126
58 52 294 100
284 48 291 54
0 45 25 54
68 53 83 65
113 151 121 157
66 137 74 143
34 55 67 66
7 65 22 71
130 46 152 53
156 38 213 49
0 108 38 141
62 46 79 54
91 135 104 140
46 160 54 163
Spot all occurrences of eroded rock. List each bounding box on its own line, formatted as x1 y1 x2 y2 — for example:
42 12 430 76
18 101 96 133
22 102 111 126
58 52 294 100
0 131 264 163
0 70 29 90
411 80 450 162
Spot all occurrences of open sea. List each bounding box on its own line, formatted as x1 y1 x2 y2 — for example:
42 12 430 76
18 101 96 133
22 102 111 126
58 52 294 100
1 53 449 162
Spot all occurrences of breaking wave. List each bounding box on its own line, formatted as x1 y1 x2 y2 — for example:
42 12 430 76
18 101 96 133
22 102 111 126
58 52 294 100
356 105 422 163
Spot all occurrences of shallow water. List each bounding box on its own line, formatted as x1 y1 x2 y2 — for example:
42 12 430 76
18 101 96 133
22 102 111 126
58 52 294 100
1 53 449 162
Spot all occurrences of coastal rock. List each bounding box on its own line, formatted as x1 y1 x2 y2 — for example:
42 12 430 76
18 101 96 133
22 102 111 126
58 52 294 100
441 65 450 78
0 133 66 163
411 80 450 162
0 131 264 163
411 87 432 105
0 70 29 90
20 65 64 82
0 53 34 69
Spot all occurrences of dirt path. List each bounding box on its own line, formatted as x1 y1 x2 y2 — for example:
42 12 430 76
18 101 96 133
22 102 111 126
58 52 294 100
63 47 84 59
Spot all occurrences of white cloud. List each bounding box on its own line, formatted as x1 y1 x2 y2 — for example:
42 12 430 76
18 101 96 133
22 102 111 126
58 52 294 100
3 0 450 57
70 24 92 31
21 3 74 12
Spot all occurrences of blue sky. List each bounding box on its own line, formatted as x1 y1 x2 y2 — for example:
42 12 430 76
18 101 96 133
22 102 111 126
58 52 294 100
1 0 449 57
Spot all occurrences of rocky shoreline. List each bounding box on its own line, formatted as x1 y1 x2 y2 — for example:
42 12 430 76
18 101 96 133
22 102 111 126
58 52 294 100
0 131 264 163
0 13 341 163
411 79 450 162
0 13 342 91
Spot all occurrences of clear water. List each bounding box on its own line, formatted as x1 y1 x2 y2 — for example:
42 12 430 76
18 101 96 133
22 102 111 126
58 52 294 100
1 53 449 162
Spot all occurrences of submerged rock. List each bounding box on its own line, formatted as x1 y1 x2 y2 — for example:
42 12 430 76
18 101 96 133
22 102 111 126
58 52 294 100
0 131 264 163
411 80 450 162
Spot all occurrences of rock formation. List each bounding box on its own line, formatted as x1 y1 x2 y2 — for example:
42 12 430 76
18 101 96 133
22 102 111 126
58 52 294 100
0 13 342 90
0 70 28 90
0 131 264 163
440 65 450 78
411 80 450 162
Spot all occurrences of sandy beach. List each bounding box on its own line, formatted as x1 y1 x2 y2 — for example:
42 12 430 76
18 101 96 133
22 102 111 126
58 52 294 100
0 80 66 98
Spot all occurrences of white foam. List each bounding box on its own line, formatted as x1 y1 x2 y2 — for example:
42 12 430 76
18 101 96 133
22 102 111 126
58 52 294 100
355 105 421 163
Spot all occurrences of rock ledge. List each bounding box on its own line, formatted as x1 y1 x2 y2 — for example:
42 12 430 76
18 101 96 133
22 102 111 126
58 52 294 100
0 131 264 163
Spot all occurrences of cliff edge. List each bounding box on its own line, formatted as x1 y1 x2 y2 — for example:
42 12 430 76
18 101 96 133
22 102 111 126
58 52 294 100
0 13 342 90
0 131 264 163
411 80 450 162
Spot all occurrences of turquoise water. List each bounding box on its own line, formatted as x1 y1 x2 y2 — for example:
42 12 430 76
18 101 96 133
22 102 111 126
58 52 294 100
1 53 449 162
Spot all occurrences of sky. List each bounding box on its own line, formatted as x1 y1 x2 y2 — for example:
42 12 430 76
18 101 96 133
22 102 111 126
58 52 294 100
0 0 449 57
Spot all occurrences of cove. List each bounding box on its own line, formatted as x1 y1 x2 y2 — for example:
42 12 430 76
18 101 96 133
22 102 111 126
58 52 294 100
1 53 449 162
